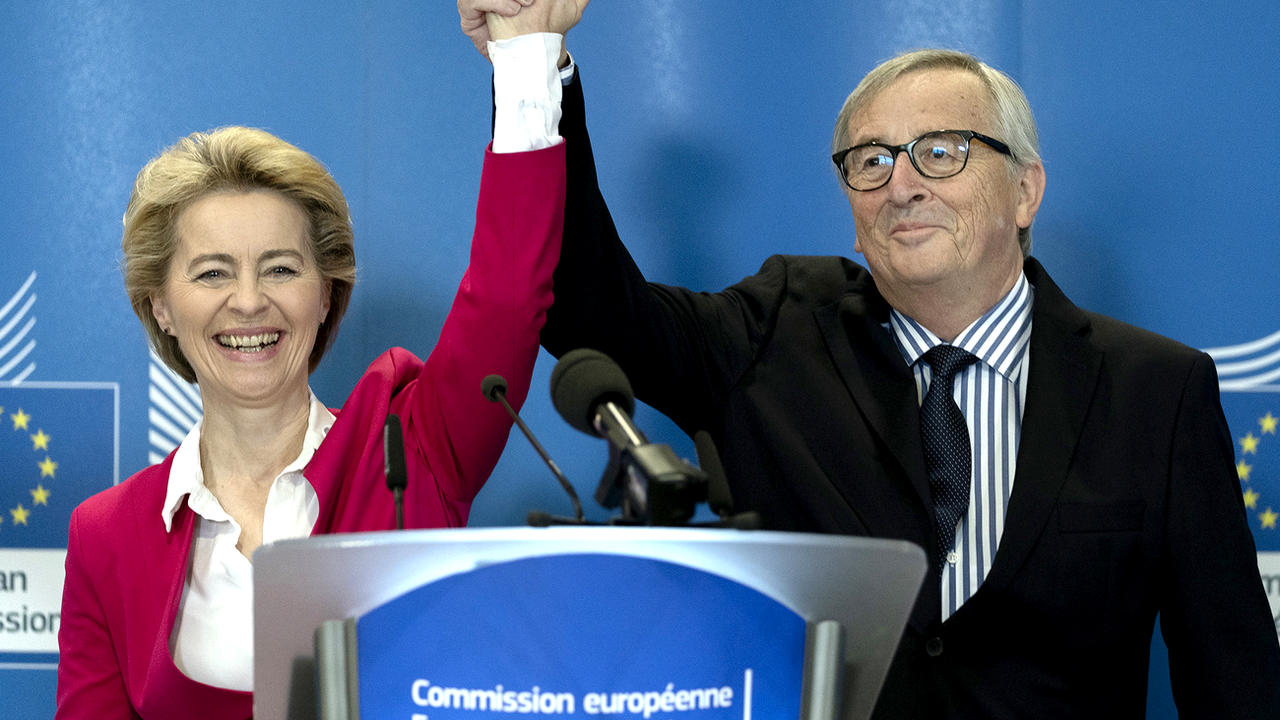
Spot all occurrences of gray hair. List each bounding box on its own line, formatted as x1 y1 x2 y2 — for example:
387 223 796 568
833 49 1041 256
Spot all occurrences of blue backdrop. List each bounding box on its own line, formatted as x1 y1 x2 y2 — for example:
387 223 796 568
2 1 1278 717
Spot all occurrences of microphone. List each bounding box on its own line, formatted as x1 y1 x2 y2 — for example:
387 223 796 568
550 349 706 525
383 414 408 530
548 348 645 450
693 430 761 530
481 374 585 522
694 430 732 517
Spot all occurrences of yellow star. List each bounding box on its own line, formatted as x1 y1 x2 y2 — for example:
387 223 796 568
30 429 50 451
1262 507 1280 530
11 408 31 431
38 456 57 478
1238 460 1253 481
10 504 30 526
1244 488 1260 509
1240 432 1260 455
1262 413 1279 435
31 485 50 506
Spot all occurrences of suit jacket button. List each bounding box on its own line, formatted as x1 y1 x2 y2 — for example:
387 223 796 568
926 637 944 657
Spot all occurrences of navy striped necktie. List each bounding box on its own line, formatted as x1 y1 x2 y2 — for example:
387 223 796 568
920 344 979 571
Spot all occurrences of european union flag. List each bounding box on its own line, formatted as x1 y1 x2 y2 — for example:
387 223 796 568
0 383 117 550
0 381 117 696
1220 392 1280 552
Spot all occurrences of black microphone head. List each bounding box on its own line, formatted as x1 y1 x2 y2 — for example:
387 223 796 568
550 348 635 436
383 414 408 491
481 374 508 403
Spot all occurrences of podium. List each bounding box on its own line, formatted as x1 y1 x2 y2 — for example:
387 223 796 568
254 527 926 720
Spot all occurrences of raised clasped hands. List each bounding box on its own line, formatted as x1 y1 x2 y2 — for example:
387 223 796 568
458 0 589 61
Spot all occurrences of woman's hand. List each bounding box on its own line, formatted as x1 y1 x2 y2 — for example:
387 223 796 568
460 0 589 65
459 0 532 59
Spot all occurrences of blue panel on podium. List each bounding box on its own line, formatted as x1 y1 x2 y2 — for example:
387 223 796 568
355 553 805 719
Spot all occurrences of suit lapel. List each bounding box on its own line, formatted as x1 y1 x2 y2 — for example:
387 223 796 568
980 259 1102 594
810 259 1103 599
813 287 933 514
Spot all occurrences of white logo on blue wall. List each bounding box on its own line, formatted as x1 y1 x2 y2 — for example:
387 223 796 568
0 272 37 384
148 350 201 465
1207 329 1280 392
1205 331 1280 542
0 272 118 660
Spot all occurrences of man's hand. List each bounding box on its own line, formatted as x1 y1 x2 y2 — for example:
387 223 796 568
459 0 532 59
460 0 589 64
486 0 589 41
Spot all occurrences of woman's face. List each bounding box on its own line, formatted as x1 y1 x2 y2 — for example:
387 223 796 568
151 190 330 409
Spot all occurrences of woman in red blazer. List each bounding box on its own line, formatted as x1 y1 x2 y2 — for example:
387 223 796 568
55 78 567 720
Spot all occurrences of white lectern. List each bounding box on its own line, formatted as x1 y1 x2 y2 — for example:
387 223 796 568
254 527 926 720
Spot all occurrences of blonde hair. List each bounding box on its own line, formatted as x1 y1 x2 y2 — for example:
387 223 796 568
121 127 356 383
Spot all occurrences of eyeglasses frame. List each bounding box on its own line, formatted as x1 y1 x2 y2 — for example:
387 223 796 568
832 130 1014 192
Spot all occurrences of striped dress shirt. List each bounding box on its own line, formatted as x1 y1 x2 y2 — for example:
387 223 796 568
889 273 1035 620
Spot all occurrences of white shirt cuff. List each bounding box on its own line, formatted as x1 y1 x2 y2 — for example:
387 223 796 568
559 53 576 85
489 33 564 153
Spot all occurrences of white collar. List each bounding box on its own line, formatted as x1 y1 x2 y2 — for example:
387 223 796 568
889 271 1034 382
160 391 336 531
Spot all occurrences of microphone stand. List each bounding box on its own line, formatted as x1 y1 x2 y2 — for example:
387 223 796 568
482 374 585 522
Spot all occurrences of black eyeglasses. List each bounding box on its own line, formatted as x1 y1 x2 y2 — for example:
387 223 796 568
832 130 1013 192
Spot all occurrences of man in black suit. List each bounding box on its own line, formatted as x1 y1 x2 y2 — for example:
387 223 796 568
462 2 1280 717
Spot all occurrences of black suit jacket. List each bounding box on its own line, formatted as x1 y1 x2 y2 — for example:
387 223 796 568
541 71 1280 719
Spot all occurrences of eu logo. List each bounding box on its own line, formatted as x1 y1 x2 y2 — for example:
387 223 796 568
1209 329 1280 552
0 382 117 655
1221 395 1280 551
0 383 117 549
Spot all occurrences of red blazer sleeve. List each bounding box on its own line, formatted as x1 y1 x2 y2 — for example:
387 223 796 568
309 142 566 532
400 142 566 516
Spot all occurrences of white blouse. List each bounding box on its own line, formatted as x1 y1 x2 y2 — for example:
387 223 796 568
160 393 331 690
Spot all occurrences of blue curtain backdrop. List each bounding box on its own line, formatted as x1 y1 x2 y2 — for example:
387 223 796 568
2 1 1278 717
